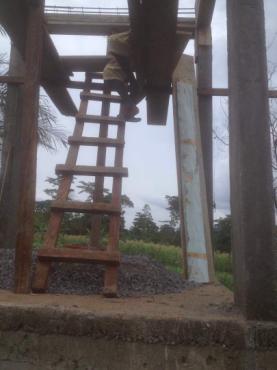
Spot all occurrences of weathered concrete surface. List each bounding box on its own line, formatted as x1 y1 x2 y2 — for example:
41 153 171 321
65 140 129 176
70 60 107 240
227 0 277 320
0 285 276 369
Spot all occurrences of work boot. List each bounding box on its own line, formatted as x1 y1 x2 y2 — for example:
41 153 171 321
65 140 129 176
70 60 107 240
121 104 140 122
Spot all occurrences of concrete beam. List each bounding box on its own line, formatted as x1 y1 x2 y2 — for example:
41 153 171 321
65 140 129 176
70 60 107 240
227 0 277 320
46 13 195 37
46 13 129 35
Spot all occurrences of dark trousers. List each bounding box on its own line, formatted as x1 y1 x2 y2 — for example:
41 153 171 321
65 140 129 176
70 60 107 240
104 77 143 106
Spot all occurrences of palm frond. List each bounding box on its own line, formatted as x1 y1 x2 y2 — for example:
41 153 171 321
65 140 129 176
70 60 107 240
38 95 68 152
0 25 7 37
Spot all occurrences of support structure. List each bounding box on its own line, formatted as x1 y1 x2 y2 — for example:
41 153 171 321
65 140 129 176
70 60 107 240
227 0 277 320
195 26 213 228
0 45 25 251
172 55 215 283
13 0 44 293
194 0 215 229
0 0 276 322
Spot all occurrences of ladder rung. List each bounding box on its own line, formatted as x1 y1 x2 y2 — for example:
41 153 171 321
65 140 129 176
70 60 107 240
56 165 128 177
51 200 121 215
37 248 120 265
76 114 125 125
87 72 103 80
81 92 122 103
68 136 125 148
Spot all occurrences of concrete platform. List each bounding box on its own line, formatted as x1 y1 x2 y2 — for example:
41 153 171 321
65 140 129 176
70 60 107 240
0 284 276 369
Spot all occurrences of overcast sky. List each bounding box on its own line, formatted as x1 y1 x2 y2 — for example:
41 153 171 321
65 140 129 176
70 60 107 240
1 0 277 227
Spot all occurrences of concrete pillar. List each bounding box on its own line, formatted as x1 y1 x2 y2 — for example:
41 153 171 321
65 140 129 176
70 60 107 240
195 27 213 229
172 55 215 283
227 0 277 320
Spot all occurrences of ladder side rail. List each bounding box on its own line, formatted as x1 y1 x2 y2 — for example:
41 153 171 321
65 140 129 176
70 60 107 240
90 78 111 248
103 122 126 297
43 81 90 249
32 76 91 293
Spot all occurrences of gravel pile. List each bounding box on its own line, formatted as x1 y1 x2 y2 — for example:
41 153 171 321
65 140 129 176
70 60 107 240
0 249 197 297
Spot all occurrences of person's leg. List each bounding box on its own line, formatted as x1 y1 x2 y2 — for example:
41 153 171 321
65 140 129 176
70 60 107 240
104 79 139 120
104 79 129 102
129 73 145 106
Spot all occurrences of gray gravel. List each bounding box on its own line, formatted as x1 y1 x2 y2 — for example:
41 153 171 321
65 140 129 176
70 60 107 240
0 249 197 297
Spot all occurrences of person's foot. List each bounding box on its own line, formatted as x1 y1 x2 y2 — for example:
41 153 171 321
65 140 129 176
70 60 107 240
121 104 140 122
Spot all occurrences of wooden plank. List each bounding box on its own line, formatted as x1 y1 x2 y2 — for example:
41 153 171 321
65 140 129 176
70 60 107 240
81 92 122 103
0 47 25 252
68 136 124 148
41 28 77 116
0 0 29 58
128 0 180 125
56 165 128 178
0 0 77 117
32 75 93 293
227 0 277 320
104 111 126 298
37 248 120 265
198 88 277 98
196 26 213 229
90 88 111 250
198 88 228 96
60 56 108 73
14 0 45 294
51 201 121 215
67 80 104 90
76 114 125 125
0 76 24 85
172 55 215 283
195 0 216 29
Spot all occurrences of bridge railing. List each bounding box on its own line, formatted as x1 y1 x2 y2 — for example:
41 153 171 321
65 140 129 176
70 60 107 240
44 6 195 18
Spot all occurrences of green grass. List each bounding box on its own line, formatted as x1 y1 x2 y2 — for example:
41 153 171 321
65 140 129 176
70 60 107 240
119 240 183 273
33 234 234 290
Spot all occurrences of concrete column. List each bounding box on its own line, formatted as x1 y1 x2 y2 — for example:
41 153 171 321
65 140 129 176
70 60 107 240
172 55 215 283
195 27 213 229
227 0 277 320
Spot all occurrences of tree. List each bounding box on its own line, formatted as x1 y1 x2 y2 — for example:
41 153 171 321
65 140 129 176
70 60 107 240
34 200 51 234
165 195 180 228
44 176 75 200
77 180 134 231
77 180 110 202
213 215 231 253
130 204 159 242
159 224 180 246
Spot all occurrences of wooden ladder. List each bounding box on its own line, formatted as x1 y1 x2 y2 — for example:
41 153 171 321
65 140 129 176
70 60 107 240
33 72 130 297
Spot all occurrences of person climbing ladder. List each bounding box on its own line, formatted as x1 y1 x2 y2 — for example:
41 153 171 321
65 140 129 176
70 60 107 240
103 30 144 122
